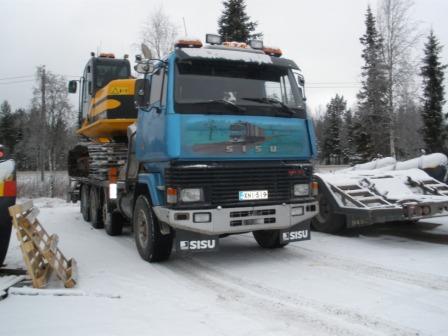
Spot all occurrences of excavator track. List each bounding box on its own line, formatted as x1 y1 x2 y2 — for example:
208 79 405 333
87 143 128 181
68 142 127 181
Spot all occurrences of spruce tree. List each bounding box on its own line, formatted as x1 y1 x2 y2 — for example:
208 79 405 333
420 30 447 153
341 109 356 162
218 0 262 43
352 115 374 162
0 100 17 152
322 94 346 164
357 6 389 157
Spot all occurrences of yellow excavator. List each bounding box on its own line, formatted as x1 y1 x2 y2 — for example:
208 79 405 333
68 52 137 179
69 52 137 140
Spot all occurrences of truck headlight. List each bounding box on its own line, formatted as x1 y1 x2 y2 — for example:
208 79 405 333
293 184 309 197
180 188 203 202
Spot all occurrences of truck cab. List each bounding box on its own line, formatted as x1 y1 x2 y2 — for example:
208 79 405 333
115 36 318 261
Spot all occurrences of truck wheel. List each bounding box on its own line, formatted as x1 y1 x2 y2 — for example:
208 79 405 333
101 191 122 236
80 184 90 222
311 192 346 233
89 187 104 229
105 208 124 236
253 230 288 249
133 195 173 262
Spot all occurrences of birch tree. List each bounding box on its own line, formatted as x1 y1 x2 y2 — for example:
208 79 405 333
140 6 179 59
377 0 420 156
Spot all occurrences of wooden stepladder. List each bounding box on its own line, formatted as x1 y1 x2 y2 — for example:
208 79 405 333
8 201 77 288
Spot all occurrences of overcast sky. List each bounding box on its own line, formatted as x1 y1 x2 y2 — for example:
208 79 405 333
1 0 447 115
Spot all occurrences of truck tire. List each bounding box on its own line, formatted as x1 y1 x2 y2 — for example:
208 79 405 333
105 209 124 236
133 195 173 262
89 187 104 229
80 184 90 222
311 192 346 233
253 230 288 249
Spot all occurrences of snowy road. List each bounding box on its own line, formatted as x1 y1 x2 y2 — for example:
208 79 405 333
1 198 448 335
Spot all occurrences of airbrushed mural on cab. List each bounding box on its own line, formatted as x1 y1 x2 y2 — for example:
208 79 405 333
180 117 311 158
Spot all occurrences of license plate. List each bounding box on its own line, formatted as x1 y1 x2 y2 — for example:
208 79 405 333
239 190 268 201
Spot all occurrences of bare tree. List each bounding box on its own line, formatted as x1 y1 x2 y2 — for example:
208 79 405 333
377 0 420 157
140 6 179 59
30 67 76 193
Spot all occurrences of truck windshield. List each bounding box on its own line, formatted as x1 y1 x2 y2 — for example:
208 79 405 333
95 59 130 89
174 59 306 118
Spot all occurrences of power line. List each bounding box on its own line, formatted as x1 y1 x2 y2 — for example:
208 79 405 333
0 79 35 85
0 75 34 81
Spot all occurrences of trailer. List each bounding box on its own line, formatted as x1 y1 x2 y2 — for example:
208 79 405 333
312 154 448 233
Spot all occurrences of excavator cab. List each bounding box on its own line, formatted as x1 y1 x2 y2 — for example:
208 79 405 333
68 53 137 141
91 55 131 92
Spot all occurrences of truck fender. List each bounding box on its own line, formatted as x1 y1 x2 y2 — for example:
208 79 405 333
136 173 171 235
137 173 165 207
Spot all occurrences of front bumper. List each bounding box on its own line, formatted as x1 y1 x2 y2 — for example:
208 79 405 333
153 201 318 235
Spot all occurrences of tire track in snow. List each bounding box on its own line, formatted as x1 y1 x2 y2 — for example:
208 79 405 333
293 245 448 292
168 257 418 336
237 235 448 292
168 259 363 336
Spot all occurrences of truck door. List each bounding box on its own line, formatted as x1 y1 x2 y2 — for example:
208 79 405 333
137 67 167 160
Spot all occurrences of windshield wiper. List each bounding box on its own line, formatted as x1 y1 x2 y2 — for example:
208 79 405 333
188 99 246 113
241 97 297 116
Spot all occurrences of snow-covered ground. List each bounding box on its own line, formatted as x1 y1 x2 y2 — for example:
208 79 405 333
1 197 448 335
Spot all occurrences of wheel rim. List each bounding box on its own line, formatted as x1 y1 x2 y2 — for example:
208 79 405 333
136 209 148 247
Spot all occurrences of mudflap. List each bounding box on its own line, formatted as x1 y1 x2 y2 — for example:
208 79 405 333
280 220 311 244
175 229 219 253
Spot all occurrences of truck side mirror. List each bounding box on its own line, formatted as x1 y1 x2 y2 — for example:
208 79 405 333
68 80 77 93
134 62 154 74
134 79 151 108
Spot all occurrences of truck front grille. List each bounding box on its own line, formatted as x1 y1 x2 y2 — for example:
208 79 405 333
165 162 312 208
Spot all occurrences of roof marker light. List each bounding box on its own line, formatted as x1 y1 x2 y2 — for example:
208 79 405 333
99 53 115 58
175 38 203 48
263 46 282 57
223 41 248 49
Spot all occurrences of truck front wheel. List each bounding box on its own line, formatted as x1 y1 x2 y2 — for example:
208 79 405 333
253 230 288 249
133 195 173 262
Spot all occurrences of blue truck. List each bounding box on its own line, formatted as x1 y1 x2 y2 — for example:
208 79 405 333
68 35 318 262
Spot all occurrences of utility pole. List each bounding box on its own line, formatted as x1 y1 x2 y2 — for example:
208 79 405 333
40 66 46 182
